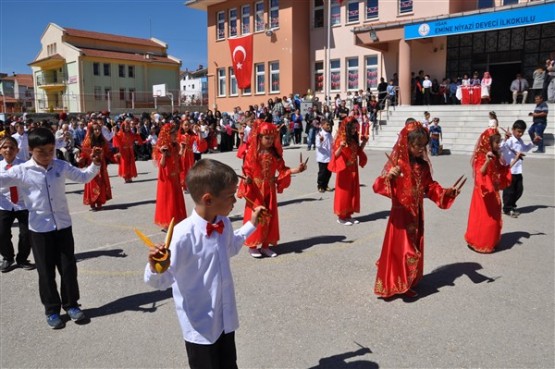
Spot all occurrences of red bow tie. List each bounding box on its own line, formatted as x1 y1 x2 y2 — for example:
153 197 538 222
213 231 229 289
206 220 224 237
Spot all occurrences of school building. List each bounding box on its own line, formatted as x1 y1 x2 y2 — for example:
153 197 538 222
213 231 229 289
29 23 181 113
186 0 554 111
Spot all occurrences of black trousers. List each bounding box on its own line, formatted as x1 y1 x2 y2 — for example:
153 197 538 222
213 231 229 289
0 209 31 263
502 173 523 213
317 162 332 189
30 227 80 316
185 331 238 369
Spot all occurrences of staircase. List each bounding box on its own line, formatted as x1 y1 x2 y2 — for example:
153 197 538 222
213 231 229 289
366 104 554 158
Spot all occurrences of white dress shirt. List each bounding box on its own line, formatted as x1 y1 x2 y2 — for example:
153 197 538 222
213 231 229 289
315 129 332 163
0 158 27 211
501 136 534 175
144 209 256 344
0 158 99 232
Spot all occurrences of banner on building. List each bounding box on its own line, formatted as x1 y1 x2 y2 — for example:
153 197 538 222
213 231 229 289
228 34 253 89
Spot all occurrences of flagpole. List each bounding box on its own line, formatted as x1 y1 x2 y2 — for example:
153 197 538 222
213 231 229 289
326 0 331 108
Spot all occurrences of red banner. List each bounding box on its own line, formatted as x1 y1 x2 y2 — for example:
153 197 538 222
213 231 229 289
228 34 253 89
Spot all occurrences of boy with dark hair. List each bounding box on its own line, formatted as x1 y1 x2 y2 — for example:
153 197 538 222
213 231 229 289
501 119 534 217
0 136 34 272
0 127 102 329
144 158 264 369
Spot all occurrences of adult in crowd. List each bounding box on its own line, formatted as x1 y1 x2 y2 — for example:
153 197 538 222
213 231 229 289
510 73 529 104
532 65 546 100
528 95 549 154
481 71 492 103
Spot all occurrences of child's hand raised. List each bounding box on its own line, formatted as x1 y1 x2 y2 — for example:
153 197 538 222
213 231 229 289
91 147 103 165
148 243 171 274
250 205 267 226
387 166 401 180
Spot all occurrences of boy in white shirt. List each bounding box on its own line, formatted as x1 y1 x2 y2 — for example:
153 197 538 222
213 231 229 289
0 127 101 329
144 158 264 369
315 119 333 193
0 136 34 273
501 119 534 217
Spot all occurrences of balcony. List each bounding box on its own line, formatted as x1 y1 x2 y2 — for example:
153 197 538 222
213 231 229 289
37 75 66 90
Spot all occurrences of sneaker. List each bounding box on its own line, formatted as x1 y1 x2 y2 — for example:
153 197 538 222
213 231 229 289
510 210 520 218
17 260 36 271
318 188 325 193
248 248 262 258
337 218 353 226
47 314 65 329
348 218 360 224
0 260 15 273
532 149 545 154
66 307 86 322
325 187 333 192
260 247 277 258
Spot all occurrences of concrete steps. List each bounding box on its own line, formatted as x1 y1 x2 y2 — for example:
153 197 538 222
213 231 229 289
366 104 554 157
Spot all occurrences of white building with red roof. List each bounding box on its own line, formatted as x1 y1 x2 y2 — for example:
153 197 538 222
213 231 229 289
29 23 181 113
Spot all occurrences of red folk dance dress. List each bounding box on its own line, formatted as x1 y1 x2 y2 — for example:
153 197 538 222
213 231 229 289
373 122 456 298
153 126 186 229
328 123 367 219
465 129 511 253
178 131 207 189
113 124 143 182
80 142 113 209
238 122 291 248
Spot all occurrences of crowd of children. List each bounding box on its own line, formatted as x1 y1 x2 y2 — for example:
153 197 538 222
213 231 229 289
0 97 547 368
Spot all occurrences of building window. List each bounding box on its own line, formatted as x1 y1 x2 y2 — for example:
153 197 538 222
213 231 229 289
314 61 324 92
269 61 280 93
128 66 135 78
269 0 279 29
119 65 125 78
314 0 324 28
366 0 378 19
229 67 238 96
94 86 102 100
217 11 225 40
330 59 341 91
128 88 135 101
119 88 125 100
365 55 378 89
347 0 359 23
93 63 100 76
331 0 341 26
104 88 111 101
347 57 359 91
229 8 238 37
217 68 226 97
47 43 57 56
242 5 251 34
255 63 265 93
478 0 494 8
103 63 110 76
399 0 413 14
503 0 519 5
243 85 252 95
255 2 265 32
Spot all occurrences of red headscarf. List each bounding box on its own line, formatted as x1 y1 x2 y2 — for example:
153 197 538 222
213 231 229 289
243 119 283 165
152 123 174 163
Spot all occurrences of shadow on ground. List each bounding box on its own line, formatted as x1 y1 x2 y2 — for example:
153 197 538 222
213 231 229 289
277 235 351 255
84 289 172 319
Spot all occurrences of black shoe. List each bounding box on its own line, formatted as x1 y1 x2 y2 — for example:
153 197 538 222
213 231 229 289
532 149 545 154
17 260 36 271
0 260 15 273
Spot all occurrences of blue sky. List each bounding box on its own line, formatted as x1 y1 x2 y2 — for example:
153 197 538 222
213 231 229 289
0 0 207 75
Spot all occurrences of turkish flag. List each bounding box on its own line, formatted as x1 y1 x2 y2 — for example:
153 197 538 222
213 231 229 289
228 34 253 89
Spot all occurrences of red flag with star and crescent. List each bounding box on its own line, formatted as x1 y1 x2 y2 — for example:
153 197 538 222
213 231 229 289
228 34 253 89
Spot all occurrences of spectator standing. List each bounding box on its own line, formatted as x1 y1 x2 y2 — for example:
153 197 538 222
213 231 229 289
12 121 29 161
528 95 548 153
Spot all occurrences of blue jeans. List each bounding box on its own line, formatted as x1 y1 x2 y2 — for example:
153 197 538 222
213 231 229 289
529 123 546 151
307 128 316 149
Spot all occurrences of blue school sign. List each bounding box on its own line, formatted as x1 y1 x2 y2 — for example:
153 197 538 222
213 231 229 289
405 2 555 40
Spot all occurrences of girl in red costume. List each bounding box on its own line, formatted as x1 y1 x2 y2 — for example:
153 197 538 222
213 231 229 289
328 117 368 225
238 120 306 258
373 121 461 298
465 128 512 253
113 120 144 183
178 119 207 191
153 124 186 231
76 123 114 211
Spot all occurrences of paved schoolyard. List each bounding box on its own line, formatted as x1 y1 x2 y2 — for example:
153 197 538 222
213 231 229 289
1 146 554 369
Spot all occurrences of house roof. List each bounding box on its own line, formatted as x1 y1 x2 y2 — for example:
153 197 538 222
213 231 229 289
79 48 180 65
28 53 65 66
63 27 161 48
